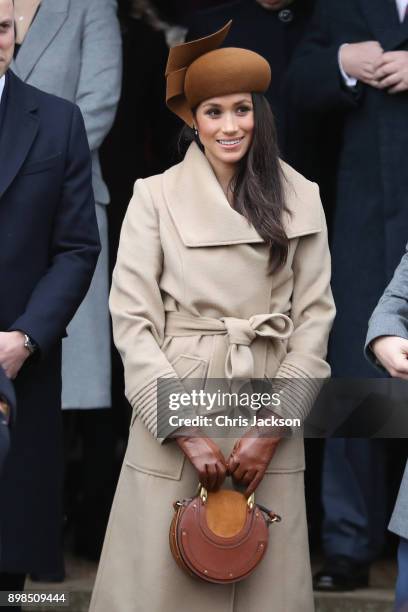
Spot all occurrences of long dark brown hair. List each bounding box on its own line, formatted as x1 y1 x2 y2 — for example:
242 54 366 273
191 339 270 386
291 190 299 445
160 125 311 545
179 93 290 272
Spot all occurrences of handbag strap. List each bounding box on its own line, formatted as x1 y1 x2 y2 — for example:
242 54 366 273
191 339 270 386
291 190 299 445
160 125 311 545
173 495 282 525
256 503 282 525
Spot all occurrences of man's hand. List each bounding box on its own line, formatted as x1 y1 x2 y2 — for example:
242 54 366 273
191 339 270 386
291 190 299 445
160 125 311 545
374 51 408 93
340 41 384 86
0 331 30 379
371 335 408 378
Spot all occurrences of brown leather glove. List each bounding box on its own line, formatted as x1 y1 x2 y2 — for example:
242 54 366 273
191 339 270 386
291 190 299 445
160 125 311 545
227 413 283 496
176 434 228 491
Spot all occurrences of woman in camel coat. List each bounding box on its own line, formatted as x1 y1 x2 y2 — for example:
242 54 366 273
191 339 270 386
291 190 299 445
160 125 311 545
91 23 335 612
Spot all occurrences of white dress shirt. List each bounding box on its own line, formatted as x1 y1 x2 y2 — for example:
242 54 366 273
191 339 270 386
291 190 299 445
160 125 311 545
0 75 5 104
396 0 408 23
339 0 408 86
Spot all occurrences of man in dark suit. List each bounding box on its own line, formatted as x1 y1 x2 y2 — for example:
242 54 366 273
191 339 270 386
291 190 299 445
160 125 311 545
0 367 15 474
0 0 100 598
286 0 408 590
186 0 314 112
186 0 317 166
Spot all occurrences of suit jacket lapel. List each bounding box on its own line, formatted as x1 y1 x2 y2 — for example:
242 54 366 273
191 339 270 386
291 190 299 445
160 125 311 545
359 0 408 51
0 71 39 199
11 0 69 81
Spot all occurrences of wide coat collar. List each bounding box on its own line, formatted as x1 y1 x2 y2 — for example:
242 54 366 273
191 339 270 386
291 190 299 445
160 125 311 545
11 0 69 81
0 71 39 199
359 0 408 51
162 142 322 247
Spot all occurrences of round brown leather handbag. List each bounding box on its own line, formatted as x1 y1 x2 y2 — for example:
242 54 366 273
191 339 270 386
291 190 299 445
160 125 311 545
169 486 281 584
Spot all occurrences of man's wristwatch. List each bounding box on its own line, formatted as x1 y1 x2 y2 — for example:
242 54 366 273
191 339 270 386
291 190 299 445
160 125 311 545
24 334 38 355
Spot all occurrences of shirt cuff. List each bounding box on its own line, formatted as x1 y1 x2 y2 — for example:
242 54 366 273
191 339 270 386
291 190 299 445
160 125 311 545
338 44 358 87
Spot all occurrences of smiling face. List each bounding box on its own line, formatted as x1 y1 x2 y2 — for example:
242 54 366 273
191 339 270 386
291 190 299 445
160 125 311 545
0 0 14 78
194 93 254 171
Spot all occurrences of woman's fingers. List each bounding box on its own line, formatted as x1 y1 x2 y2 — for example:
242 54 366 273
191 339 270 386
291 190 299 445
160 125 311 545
230 463 247 482
227 451 239 475
213 463 222 491
215 460 227 490
242 468 258 486
205 463 215 491
200 461 228 491
232 468 257 488
209 460 228 491
245 470 263 497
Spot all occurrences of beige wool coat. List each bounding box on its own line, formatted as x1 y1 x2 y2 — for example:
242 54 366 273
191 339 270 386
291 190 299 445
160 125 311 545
91 143 335 612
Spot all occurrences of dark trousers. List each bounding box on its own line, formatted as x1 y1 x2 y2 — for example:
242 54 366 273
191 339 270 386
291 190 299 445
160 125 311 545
64 408 117 560
396 538 408 612
0 421 10 476
0 573 26 611
322 439 387 562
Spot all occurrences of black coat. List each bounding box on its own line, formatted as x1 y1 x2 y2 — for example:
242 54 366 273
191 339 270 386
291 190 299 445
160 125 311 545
101 16 181 427
286 0 408 376
101 15 180 265
186 0 316 163
0 71 100 573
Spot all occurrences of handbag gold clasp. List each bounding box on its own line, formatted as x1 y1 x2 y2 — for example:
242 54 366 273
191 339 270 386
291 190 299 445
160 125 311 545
199 486 208 503
247 493 255 510
199 486 255 510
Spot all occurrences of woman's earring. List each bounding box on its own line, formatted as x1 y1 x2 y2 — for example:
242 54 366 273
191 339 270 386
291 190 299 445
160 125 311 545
193 124 203 149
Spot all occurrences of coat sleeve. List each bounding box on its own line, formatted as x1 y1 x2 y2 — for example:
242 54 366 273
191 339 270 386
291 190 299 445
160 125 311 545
389 460 408 538
75 0 122 152
109 180 191 442
9 105 100 354
274 185 336 421
364 245 408 369
285 0 362 113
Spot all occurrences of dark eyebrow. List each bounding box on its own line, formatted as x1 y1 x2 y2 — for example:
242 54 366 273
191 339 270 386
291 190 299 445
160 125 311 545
201 98 252 109
233 99 253 105
201 102 222 109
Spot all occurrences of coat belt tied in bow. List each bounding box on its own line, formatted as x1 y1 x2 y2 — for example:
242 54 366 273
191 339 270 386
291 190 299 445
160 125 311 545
165 312 294 379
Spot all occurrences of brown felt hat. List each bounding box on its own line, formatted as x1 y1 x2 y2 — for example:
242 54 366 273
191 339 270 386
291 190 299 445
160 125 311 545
166 21 271 127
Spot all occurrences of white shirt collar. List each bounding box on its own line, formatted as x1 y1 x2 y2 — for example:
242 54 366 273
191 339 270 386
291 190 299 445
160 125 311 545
396 0 408 22
0 75 5 104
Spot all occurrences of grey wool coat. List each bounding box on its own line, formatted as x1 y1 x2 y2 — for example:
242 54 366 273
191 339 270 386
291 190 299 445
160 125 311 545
11 0 122 408
90 143 336 612
366 246 408 539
